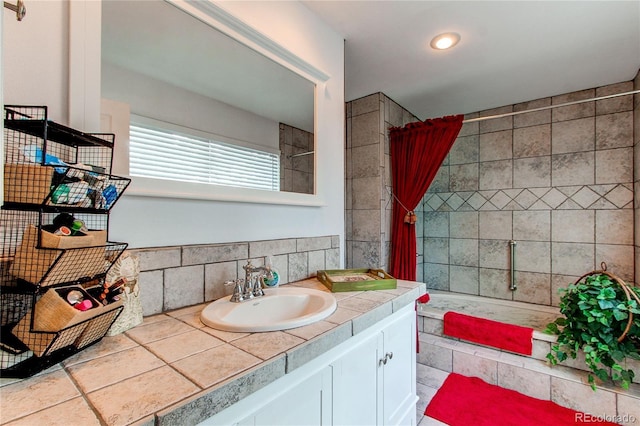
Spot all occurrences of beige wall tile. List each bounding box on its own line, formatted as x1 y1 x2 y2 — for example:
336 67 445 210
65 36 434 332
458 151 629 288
450 211 478 238
135 248 181 271
551 117 595 154
515 241 550 273
497 363 550 400
551 242 594 276
513 124 551 157
351 144 380 178
552 89 595 122
352 93 381 116
595 243 634 281
513 211 550 241
449 266 479 294
479 159 512 190
138 270 164 316
479 239 510 269
450 163 478 191
204 261 237 301
479 268 512 299
424 237 449 264
596 81 634 115
479 106 513 133
617 394 640 426
596 111 634 149
424 263 449 290
552 210 595 243
351 110 380 148
551 151 595 186
513 271 551 305
352 209 381 241
479 211 512 240
513 156 551 188
250 239 296 257
514 98 551 128
164 265 204 310
550 377 617 418
449 134 479 165
417 341 453 372
452 351 497 384
596 147 633 184
352 176 381 210
596 209 633 245
479 130 513 162
449 238 479 267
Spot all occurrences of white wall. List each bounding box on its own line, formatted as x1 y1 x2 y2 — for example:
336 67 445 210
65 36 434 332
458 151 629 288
2 1 345 264
2 0 69 124
102 62 280 152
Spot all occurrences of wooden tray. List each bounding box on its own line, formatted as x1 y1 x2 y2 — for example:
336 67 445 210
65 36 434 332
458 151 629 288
317 268 397 292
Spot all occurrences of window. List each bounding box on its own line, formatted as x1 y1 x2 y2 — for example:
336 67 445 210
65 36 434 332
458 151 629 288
129 122 280 191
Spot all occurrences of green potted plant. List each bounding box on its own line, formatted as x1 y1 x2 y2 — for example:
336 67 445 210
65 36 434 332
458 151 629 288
545 264 640 390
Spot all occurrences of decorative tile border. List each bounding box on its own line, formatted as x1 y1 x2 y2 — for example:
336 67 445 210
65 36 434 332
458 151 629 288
424 183 633 212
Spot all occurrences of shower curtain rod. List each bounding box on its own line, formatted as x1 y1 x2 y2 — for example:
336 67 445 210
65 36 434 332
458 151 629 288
462 89 640 124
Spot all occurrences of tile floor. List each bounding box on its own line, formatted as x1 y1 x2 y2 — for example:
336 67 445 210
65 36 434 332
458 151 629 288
416 363 448 425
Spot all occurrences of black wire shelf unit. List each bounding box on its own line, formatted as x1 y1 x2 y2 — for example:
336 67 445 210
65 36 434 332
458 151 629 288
2 105 131 378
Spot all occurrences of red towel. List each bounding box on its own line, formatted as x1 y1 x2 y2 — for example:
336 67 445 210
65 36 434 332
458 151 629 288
426 373 618 426
415 293 430 353
443 311 533 355
417 293 430 304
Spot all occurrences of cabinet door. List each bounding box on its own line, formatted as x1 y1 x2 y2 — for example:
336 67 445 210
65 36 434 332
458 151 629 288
381 308 417 426
332 331 381 425
251 366 332 426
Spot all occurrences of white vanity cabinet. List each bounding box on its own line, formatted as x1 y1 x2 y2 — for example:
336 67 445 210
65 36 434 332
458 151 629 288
332 305 417 425
199 303 417 426
237 367 333 426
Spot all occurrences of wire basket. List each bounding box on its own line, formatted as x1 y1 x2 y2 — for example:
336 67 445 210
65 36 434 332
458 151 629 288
574 262 640 343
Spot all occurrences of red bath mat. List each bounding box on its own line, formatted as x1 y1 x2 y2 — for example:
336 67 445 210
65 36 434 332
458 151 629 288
443 311 533 355
425 373 618 426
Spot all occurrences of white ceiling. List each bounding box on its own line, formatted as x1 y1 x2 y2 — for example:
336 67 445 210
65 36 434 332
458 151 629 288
302 1 640 120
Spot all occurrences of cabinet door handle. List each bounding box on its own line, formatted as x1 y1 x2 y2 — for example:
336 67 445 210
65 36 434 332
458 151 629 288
379 352 394 367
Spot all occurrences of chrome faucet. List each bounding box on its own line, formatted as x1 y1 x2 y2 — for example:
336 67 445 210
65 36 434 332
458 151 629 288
225 260 273 303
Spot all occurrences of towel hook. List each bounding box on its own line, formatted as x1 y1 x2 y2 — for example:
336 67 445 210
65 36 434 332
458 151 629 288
4 0 26 21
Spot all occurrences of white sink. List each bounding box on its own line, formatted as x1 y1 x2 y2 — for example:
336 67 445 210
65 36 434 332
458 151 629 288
200 286 337 332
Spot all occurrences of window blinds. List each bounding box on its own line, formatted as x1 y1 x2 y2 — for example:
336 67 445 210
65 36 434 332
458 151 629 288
129 123 280 191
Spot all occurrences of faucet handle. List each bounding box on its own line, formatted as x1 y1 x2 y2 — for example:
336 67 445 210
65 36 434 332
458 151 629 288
252 275 265 297
227 279 245 302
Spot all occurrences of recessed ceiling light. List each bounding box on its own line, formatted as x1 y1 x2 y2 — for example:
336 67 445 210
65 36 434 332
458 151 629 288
430 32 461 50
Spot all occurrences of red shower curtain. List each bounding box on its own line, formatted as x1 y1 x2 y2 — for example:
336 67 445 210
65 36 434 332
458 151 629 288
389 115 463 281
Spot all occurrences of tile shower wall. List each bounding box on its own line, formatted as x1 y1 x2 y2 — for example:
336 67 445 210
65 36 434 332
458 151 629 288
345 93 418 269
130 235 340 316
280 123 314 194
422 80 636 306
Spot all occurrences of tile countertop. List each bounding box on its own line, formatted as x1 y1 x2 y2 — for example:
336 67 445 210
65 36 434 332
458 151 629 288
0 278 426 426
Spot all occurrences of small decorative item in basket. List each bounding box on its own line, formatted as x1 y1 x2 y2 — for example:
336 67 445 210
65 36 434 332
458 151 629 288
317 268 397 292
105 252 143 336
545 262 640 390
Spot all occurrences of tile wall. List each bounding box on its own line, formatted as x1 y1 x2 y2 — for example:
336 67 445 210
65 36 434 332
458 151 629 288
130 235 340 316
345 93 418 269
279 123 314 194
421 80 636 306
